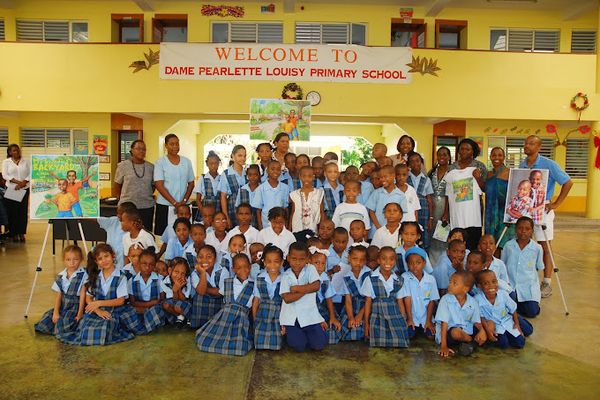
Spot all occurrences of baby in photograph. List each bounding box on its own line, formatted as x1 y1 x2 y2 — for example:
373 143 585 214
505 180 533 222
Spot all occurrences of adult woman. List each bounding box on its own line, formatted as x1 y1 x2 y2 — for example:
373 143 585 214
391 134 416 166
485 146 514 250
153 134 195 235
443 138 487 251
114 139 155 231
2 144 30 242
272 132 290 165
427 146 451 265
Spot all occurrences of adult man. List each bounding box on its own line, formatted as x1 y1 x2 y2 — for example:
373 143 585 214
520 135 573 298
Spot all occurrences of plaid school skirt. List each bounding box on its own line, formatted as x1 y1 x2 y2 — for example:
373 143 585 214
339 296 366 341
34 298 80 336
135 304 166 334
317 300 342 345
368 298 409 348
163 299 191 324
58 306 135 346
190 294 223 329
254 299 282 350
195 303 253 356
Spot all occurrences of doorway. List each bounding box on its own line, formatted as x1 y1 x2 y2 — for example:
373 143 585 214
152 14 188 43
391 18 426 48
112 14 144 43
432 120 466 164
119 131 142 162
435 20 468 49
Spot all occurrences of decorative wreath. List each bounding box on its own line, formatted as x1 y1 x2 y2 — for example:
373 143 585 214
281 83 303 100
570 92 589 112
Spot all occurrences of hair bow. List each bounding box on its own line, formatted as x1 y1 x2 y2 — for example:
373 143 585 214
309 246 330 257
350 242 368 248
255 251 263 260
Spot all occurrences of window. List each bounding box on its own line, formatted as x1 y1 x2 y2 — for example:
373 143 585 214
295 23 366 45
571 30 596 53
153 14 187 43
565 138 589 179
505 137 555 168
20 128 83 157
290 144 322 159
16 20 88 42
112 14 143 43
0 128 8 156
490 29 560 52
391 19 426 48
212 22 283 43
0 19 5 41
436 20 467 50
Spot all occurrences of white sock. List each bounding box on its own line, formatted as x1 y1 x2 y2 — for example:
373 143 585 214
543 278 551 285
176 315 185 321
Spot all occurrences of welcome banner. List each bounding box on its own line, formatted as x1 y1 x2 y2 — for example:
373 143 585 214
160 43 413 84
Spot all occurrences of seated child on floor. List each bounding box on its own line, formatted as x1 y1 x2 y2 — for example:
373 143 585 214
310 247 342 345
164 217 193 263
184 223 207 268
158 204 192 259
122 243 144 280
189 244 226 329
249 242 265 280
220 233 247 273
161 257 192 327
128 248 165 334
433 239 467 296
155 260 168 279
395 221 433 274
478 235 512 293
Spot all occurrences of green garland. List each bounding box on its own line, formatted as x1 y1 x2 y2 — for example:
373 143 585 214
281 83 303 100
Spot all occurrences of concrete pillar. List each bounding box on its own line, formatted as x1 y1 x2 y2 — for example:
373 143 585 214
585 122 600 218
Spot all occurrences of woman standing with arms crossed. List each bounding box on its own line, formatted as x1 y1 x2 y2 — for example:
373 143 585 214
485 147 514 251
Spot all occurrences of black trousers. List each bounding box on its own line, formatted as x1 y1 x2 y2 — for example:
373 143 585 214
154 203 169 236
138 206 155 233
5 189 29 235
464 226 482 251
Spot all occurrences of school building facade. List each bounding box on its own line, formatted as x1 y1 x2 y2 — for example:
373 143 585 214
0 0 599 218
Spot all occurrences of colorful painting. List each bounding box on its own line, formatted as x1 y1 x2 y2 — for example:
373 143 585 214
451 177 474 203
250 99 311 141
93 135 108 155
504 168 549 225
73 139 89 155
30 155 100 220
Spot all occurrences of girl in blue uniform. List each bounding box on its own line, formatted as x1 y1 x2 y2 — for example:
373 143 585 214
35 245 87 337
194 150 222 216
219 234 246 273
218 144 247 229
196 253 255 356
338 244 371 342
361 246 409 348
252 245 284 350
311 247 342 344
59 244 136 346
189 245 226 329
128 248 165 334
162 257 192 327
395 222 434 274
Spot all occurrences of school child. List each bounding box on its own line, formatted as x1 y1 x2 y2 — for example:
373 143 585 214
128 248 166 334
189 245 227 329
348 220 369 245
435 271 486 357
35 245 87 336
197 203 216 231
205 211 229 254
506 180 534 222
184 223 207 268
98 201 136 270
478 234 512 293
360 246 409 348
283 152 301 191
370 168 382 190
317 219 335 249
122 243 144 280
252 245 284 350
466 251 486 277
332 180 371 233
296 154 311 174
122 208 156 265
158 204 192 259
433 239 467 296
371 203 403 249
255 142 273 181
395 164 420 223
395 222 433 274
164 217 193 263
256 207 296 257
218 144 247 228
407 153 434 248
219 234 247 272
344 166 374 206
279 242 328 352
45 179 77 218
224 203 260 247
529 169 546 225
155 260 169 279
366 165 408 233
337 244 371 341
322 161 344 220
360 161 377 183
161 257 192 327
501 217 544 318
310 248 342 344
367 246 379 270
289 166 324 236
194 150 222 217
379 156 393 168
58 244 135 346
327 227 349 278
251 160 290 230
398 247 439 339
249 242 265 280
311 156 325 188
236 164 261 229
196 253 255 356
371 143 388 166
49 169 91 217
475 270 533 349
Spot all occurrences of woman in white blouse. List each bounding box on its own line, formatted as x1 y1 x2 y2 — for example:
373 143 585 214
2 144 31 242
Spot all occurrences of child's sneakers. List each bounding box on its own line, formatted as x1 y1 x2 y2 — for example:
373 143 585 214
175 315 186 329
459 342 476 356
540 281 552 298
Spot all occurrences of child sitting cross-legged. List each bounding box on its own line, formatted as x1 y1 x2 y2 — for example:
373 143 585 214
161 257 192 328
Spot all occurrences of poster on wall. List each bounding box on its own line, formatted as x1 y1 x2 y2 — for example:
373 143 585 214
30 155 100 219
503 168 549 226
93 135 108 155
250 99 311 141
73 139 89 155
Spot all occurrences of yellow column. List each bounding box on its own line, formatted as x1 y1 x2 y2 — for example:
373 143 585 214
586 20 600 219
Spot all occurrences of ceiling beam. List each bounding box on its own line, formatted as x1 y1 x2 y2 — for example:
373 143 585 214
563 1 597 21
0 0 16 9
283 0 295 13
426 0 452 17
133 0 153 12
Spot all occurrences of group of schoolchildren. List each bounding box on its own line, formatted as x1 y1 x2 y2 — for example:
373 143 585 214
35 139 543 358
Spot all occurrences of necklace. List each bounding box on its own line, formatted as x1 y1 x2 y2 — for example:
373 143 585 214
131 159 145 179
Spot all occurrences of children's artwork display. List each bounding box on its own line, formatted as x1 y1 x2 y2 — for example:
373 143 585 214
93 135 108 155
504 168 549 225
250 99 311 141
30 155 100 219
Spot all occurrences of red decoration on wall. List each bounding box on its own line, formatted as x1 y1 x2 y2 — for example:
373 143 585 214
594 135 600 169
201 4 245 18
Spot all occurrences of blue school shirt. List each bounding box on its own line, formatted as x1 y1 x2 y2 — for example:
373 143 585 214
128 272 162 300
365 187 408 227
219 277 254 308
501 239 544 302
217 166 246 196
51 267 87 293
190 266 226 298
356 180 374 206
235 183 258 206
327 245 349 271
323 180 344 215
432 255 459 291
395 244 433 274
253 271 282 299
317 272 336 302
250 263 262 281
279 264 324 327
98 216 125 269
337 266 371 296
359 268 400 299
434 293 481 344
193 173 222 197
398 271 439 328
153 155 195 206
161 275 192 299
519 154 570 200
408 172 434 196
251 180 290 228
475 291 520 337
468 257 513 295
92 269 128 299
165 236 194 262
